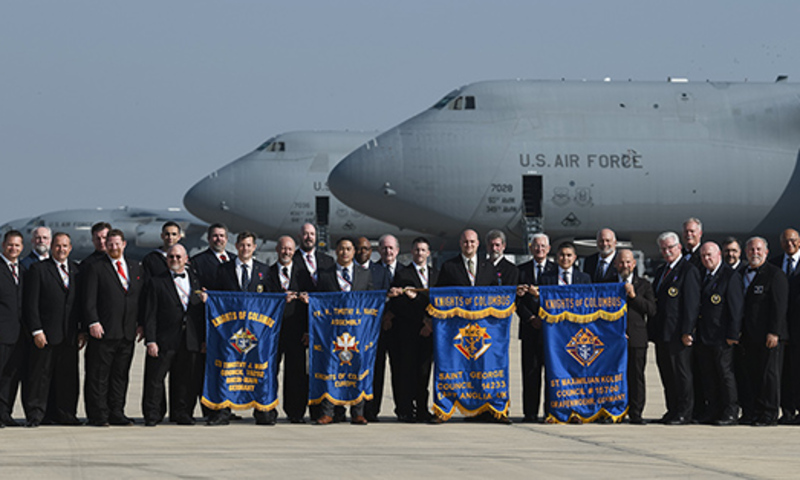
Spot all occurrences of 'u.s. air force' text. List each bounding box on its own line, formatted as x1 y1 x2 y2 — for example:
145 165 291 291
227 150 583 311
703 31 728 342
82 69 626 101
519 153 644 169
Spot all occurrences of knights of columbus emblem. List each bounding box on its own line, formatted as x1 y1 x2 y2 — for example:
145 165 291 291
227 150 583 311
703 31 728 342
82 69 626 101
334 332 359 366
453 323 491 360
230 328 258 355
565 328 604 367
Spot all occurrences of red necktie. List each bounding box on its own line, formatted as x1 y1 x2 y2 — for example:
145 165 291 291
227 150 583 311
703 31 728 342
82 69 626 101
116 260 128 290
220 254 228 262
60 263 69 289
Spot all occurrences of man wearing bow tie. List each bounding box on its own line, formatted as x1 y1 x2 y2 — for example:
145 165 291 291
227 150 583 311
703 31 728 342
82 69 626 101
690 242 743 425
267 236 314 423
22 232 82 427
82 229 144 427
740 236 788 426
142 244 205 426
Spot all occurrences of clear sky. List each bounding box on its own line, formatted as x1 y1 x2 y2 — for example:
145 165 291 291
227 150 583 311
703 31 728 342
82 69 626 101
2 0 798 224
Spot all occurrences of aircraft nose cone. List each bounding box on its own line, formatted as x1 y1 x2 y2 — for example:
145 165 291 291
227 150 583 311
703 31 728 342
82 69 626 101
329 132 402 216
183 173 228 223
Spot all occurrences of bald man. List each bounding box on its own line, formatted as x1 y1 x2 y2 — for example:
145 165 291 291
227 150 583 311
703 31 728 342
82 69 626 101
142 244 205 426
583 228 618 283
436 229 497 287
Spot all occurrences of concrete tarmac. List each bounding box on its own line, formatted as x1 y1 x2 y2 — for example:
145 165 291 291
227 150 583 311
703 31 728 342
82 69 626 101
3 316 800 479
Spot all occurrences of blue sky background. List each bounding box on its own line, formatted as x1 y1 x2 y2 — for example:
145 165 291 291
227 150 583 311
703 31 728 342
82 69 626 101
2 0 798 223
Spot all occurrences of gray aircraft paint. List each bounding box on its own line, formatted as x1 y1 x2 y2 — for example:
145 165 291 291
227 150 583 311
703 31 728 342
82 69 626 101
328 79 800 253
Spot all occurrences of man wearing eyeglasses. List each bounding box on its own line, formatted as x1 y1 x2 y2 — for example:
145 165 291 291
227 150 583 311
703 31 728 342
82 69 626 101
650 231 700 425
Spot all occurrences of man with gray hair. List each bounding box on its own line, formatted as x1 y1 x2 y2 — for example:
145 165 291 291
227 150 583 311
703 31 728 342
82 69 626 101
650 231 700 425
486 229 519 286
739 236 788 426
682 218 704 269
583 228 618 283
21 226 51 272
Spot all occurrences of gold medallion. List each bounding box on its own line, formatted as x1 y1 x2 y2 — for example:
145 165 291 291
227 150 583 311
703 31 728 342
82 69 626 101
256 285 264 293
667 286 678 297
711 294 721 305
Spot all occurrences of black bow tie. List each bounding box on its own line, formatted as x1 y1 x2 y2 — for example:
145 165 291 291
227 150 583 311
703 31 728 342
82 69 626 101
173 273 186 278
747 267 758 274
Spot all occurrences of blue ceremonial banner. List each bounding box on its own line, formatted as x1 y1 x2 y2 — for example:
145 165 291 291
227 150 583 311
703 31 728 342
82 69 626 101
427 286 516 420
539 283 628 423
202 291 285 411
307 291 386 406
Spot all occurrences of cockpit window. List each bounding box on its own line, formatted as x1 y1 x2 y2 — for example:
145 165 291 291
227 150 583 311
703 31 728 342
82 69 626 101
256 137 286 152
433 93 476 111
432 90 459 110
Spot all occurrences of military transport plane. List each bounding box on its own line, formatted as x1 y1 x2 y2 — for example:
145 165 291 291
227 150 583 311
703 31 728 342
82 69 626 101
328 78 800 254
0 207 210 260
183 130 431 247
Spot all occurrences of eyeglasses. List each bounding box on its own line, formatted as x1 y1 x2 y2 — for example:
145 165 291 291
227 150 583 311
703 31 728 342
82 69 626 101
167 255 185 259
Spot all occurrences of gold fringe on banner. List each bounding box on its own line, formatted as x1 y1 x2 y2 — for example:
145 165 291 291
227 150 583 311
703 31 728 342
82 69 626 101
545 406 628 424
432 400 510 421
538 305 627 324
307 391 374 406
201 397 280 412
427 304 516 320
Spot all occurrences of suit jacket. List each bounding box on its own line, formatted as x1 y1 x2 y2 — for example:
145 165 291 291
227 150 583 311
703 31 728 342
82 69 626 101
494 257 519 286
684 246 703 270
516 259 557 341
143 270 205 352
539 268 592 286
80 250 106 266
23 258 80 345
293 249 335 288
624 275 657 348
583 252 619 283
361 262 392 292
317 264 373 292
82 256 144 341
189 248 236 290
389 263 439 334
142 249 169 280
742 262 789 342
20 251 45 273
266 261 315 337
215 259 269 293
0 260 23 345
436 255 497 287
649 258 701 343
768 253 800 339
695 264 744 346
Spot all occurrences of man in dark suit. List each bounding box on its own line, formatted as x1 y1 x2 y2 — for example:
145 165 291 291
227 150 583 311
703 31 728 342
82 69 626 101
539 242 592 287
22 232 81 427
208 231 271 426
82 229 144 427
583 228 619 283
190 223 236 291
80 222 111 265
486 230 519 286
20 226 51 272
266 235 315 423
0 230 24 426
740 236 789 426
615 248 656 424
315 236 374 425
650 231 701 425
142 221 182 280
516 233 556 423
365 233 402 422
436 229 497 288
722 237 747 274
141 244 205 426
682 217 704 269
768 228 800 424
388 237 438 422
355 236 391 290
293 222 335 287
690 242 743 425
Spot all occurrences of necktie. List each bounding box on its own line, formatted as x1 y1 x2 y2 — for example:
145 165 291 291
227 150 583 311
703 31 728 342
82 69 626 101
561 271 570 285
536 264 543 283
595 260 605 282
467 259 475 276
343 267 351 283
220 254 228 263
116 260 128 290
241 264 250 291
173 272 186 278
307 253 317 284
419 266 427 287
787 257 795 276
659 265 673 291
281 266 290 290
9 263 18 285
61 263 70 289
704 272 712 288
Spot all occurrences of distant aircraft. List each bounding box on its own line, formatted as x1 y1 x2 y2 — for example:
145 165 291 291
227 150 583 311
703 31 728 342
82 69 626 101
328 78 800 254
183 131 432 249
0 207 211 261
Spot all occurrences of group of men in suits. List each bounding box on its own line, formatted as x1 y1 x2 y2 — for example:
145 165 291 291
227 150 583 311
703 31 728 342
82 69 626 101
2 213 798 429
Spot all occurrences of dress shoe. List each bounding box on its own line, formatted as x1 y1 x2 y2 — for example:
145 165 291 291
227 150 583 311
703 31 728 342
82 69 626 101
25 419 41 428
255 416 276 426
230 413 243 421
144 420 158 427
314 415 333 425
416 411 435 423
628 417 646 425
521 415 539 423
0 414 21 427
350 415 368 425
288 417 306 424
333 413 346 423
174 415 196 426
753 417 777 427
89 419 110 427
778 414 796 425
365 415 380 423
206 414 230 426
109 416 134 426
396 414 416 423
493 414 512 425
665 416 689 425
714 417 738 426
739 414 755 425
58 415 84 426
